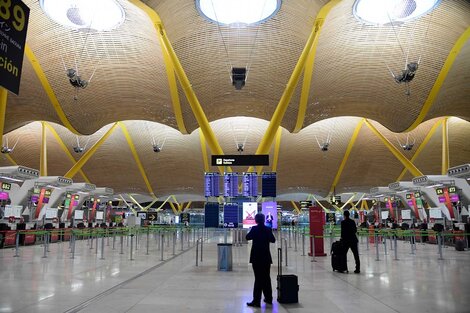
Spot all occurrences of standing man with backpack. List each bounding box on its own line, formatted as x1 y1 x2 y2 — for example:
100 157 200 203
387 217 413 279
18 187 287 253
341 210 360 274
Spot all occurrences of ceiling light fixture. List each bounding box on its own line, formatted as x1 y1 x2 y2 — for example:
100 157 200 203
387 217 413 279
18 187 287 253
196 0 281 26
353 0 440 25
40 0 125 32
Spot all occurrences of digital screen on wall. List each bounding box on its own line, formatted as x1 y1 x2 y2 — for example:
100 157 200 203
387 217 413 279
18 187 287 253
401 209 411 220
261 172 276 197
242 202 257 228
0 192 9 200
223 204 239 228
96 211 104 220
242 173 258 197
429 208 442 218
262 201 277 229
204 202 219 228
224 173 239 197
204 172 220 197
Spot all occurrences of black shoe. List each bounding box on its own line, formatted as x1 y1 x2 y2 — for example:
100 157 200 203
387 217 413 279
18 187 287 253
354 269 360 274
247 302 261 307
264 299 273 305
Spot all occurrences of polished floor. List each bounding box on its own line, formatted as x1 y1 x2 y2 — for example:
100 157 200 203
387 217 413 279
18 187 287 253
0 229 469 313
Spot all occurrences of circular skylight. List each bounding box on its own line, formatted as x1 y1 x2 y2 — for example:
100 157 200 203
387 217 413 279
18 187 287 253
353 0 440 25
196 0 281 26
40 0 125 32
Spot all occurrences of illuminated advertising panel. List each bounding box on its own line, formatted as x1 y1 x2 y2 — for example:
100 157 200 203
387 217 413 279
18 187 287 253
262 201 277 229
242 202 257 228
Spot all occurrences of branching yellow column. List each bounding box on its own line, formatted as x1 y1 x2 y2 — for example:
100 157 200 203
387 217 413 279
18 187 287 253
64 123 119 179
442 117 449 175
364 119 423 177
40 121 48 176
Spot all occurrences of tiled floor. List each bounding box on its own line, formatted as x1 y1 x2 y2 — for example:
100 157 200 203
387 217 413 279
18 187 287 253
1 230 469 313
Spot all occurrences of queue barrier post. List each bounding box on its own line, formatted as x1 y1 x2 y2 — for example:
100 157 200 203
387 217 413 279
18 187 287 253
201 235 204 263
294 229 298 252
130 233 135 261
112 229 116 250
172 230 176 255
196 239 199 266
100 235 105 260
120 231 124 255
375 232 380 261
311 234 316 263
301 231 306 256
180 229 184 251
146 228 150 255
71 233 76 259
14 231 20 257
438 233 444 260
383 233 388 256
42 233 48 258
160 233 164 261
393 233 399 261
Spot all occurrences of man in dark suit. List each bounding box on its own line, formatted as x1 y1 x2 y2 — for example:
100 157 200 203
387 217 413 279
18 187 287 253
341 210 360 274
246 213 276 307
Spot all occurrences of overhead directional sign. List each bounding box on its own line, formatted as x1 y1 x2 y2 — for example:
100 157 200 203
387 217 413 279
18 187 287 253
0 0 30 94
211 155 269 166
147 212 157 221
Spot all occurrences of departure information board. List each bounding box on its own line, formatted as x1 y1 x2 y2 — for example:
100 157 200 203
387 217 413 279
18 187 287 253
204 202 219 228
223 204 239 228
224 173 239 197
204 173 220 197
261 172 277 197
242 173 258 197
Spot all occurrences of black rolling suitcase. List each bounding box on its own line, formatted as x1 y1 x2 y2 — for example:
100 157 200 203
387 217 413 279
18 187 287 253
331 241 348 273
277 248 299 304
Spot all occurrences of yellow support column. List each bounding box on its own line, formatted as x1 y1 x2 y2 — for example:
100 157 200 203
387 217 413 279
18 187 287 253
129 0 223 155
329 119 364 195
44 122 90 183
119 122 155 197
442 117 449 175
0 88 7 148
396 119 443 181
271 127 283 172
40 121 48 176
64 123 119 179
294 0 342 133
364 119 423 177
256 0 341 154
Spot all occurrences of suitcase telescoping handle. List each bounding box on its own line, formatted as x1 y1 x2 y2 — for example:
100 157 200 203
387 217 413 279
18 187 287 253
278 247 282 276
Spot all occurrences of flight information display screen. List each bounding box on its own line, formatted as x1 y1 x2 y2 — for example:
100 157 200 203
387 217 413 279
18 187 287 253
204 202 219 228
242 173 258 197
204 173 220 197
261 172 277 197
224 173 239 197
223 204 239 228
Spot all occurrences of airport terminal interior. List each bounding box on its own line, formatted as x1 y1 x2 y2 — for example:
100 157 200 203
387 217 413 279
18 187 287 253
0 0 469 312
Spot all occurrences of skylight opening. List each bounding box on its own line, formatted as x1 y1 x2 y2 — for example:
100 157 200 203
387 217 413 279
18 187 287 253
196 0 281 27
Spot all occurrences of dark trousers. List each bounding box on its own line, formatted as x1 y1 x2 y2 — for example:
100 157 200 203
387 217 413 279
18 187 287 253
344 241 360 271
252 263 272 303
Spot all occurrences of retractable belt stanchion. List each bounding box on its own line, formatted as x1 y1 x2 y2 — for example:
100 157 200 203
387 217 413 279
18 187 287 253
375 232 380 261
288 227 292 248
120 230 124 255
130 233 134 261
172 230 176 255
301 231 306 256
389 231 393 251
394 232 399 261
294 229 298 252
366 231 370 251
160 233 164 261
42 233 48 258
107 229 110 246
95 231 99 255
146 228 150 255
112 229 116 250
196 239 199 266
410 231 415 255
166 230 170 248
100 234 105 260
90 231 94 250
283 238 288 267
438 233 444 260
311 234 316 262
14 231 20 257
180 229 184 251
71 232 76 259
383 232 388 255
200 235 204 263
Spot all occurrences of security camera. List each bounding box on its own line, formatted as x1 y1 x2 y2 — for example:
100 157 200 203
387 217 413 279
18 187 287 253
73 146 84 153
237 143 244 153
1 147 12 154
321 143 329 152
153 144 161 153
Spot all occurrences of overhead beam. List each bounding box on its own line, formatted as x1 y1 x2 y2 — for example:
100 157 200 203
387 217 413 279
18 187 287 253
291 201 301 215
255 0 341 155
271 127 283 172
64 123 119 179
169 202 178 215
25 45 81 135
396 119 443 181
293 0 342 133
404 27 470 132
130 0 224 155
119 122 156 197
364 119 423 177
442 117 449 175
329 119 364 195
40 121 47 176
159 38 187 134
0 88 7 148
199 129 209 172
5 154 17 165
44 122 90 183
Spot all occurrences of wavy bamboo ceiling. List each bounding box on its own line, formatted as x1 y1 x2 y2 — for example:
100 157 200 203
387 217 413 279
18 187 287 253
1 0 469 201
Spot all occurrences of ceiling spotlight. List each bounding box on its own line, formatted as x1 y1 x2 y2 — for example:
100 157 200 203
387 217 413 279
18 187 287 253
1 147 12 154
73 146 84 153
402 143 414 151
1 136 19 154
320 143 329 152
153 144 162 153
